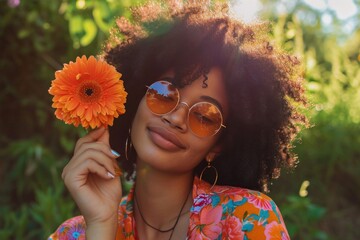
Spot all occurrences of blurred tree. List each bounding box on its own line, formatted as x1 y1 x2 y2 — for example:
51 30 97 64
0 0 144 239
258 0 360 239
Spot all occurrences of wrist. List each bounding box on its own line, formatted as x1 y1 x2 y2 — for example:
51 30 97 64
86 217 118 240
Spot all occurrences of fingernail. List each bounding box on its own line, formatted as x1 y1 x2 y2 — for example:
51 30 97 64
111 149 121 157
107 171 115 179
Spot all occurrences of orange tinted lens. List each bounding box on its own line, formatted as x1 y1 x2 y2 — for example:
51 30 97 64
146 81 179 115
188 103 222 137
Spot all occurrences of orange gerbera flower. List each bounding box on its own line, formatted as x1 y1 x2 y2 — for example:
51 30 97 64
49 55 127 129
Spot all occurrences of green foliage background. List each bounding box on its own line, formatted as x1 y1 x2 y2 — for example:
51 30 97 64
0 0 359 239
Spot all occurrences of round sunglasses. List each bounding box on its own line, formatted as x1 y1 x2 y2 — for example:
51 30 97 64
145 81 226 137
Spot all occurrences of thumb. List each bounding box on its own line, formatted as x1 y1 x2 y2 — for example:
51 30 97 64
97 127 110 145
85 127 107 141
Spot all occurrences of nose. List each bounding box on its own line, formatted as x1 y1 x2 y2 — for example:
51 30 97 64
161 102 189 132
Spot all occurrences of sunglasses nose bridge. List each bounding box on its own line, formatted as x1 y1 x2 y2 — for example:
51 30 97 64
170 101 190 118
173 101 193 118
178 101 190 110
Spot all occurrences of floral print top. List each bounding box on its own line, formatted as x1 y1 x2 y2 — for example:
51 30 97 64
49 177 289 240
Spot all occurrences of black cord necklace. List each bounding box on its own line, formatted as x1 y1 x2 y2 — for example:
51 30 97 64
134 188 191 237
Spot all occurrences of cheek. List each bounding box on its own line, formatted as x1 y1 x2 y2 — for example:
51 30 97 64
185 137 219 165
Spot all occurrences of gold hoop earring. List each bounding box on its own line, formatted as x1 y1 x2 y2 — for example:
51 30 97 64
125 128 133 161
199 154 218 189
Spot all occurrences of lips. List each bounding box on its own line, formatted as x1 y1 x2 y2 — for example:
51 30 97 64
147 126 187 151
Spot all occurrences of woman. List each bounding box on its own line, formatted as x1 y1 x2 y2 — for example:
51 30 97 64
49 1 307 239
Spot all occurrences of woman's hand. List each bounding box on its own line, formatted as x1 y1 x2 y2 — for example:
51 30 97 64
62 127 122 239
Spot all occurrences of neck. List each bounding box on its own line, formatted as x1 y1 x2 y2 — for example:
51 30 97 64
136 161 194 194
134 161 193 239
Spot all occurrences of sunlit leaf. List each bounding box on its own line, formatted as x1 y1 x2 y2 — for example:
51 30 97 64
69 15 83 34
93 2 113 32
80 19 97 46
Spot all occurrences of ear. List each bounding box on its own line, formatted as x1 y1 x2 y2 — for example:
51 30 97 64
206 144 222 162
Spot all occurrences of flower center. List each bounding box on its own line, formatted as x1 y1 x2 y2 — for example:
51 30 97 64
85 88 94 96
78 81 102 103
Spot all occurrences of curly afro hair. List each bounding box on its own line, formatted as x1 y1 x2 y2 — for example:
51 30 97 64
104 0 308 192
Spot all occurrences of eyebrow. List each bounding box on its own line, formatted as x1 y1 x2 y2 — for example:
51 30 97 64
199 95 224 114
159 76 174 81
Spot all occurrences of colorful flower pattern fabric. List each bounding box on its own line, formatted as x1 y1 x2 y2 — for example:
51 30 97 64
49 177 289 240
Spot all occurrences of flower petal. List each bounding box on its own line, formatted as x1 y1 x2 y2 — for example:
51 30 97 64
49 55 127 129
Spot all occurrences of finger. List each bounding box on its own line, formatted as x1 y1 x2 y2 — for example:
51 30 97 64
73 142 119 160
69 148 119 176
67 144 121 179
63 159 115 191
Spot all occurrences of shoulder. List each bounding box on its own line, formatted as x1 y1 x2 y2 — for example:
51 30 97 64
48 216 86 240
214 184 279 213
193 178 280 214
190 180 290 239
